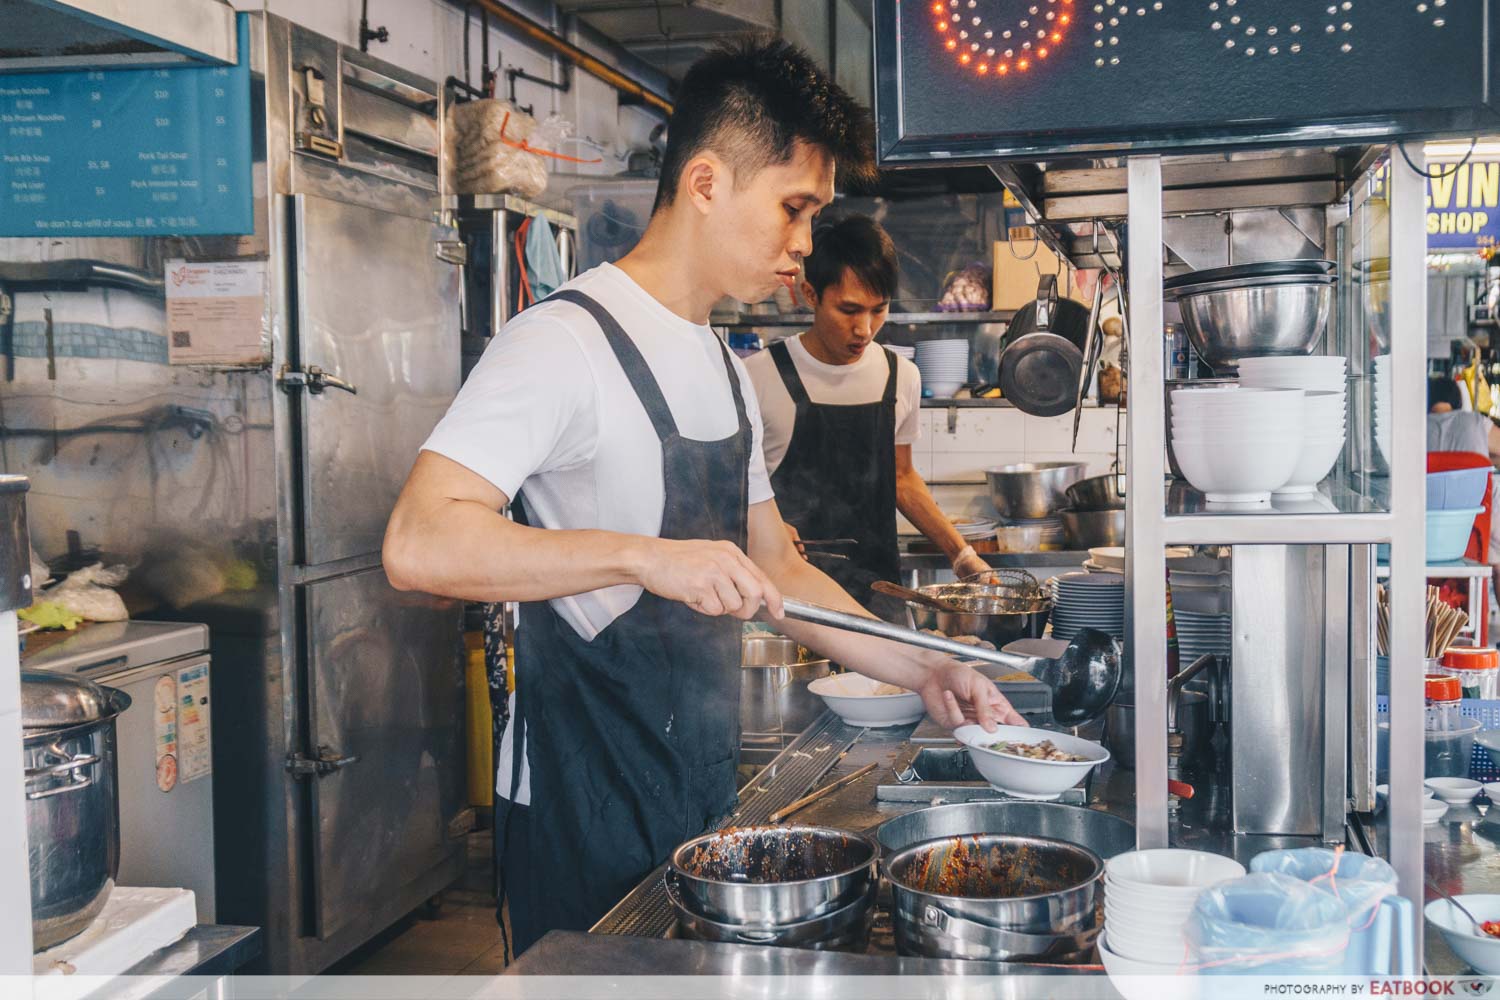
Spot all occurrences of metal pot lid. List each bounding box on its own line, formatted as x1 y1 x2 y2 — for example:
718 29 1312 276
1167 270 1335 297
998 334 1084 418
21 670 113 728
1163 259 1335 291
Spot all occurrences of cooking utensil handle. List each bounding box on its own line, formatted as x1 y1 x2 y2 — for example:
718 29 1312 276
24 747 98 800
779 598 1030 672
769 763 878 823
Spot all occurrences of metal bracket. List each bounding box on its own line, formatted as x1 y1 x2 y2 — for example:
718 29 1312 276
947 406 959 434
435 240 468 266
286 745 360 778
278 364 358 395
295 131 343 160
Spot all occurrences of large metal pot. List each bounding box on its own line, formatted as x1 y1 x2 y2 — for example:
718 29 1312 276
1104 691 1209 769
1064 473 1126 511
885 833 1104 962
22 671 130 951
903 584 1051 648
985 462 1088 520
875 801 1137 861
669 825 878 926
1058 508 1125 548
740 636 831 742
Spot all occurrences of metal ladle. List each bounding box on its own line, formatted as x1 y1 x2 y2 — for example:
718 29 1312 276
779 598 1122 726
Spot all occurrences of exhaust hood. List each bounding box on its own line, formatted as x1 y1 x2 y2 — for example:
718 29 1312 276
0 0 237 71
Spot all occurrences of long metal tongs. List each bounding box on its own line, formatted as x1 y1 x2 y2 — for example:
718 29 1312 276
1071 253 1107 451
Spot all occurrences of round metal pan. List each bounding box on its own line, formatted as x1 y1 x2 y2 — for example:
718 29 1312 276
1163 259 1335 291
998 333 1085 417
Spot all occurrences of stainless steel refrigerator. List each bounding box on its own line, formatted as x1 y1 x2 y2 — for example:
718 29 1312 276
0 14 466 972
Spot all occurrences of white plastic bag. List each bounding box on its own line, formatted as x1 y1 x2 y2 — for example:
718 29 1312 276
46 563 130 622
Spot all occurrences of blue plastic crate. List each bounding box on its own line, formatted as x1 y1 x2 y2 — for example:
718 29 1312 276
1377 696 1500 779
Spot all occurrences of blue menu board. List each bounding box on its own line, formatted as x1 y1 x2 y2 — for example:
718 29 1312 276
0 15 252 237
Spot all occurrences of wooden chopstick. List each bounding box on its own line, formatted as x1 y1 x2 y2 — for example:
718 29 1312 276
769 763 878 823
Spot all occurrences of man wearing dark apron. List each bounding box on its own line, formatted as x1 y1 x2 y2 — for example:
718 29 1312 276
747 217 992 622
385 40 1021 957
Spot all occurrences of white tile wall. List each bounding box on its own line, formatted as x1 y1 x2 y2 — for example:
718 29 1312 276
899 406 1126 536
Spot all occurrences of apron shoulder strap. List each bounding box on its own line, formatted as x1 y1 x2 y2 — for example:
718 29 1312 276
549 288 679 441
881 346 900 404
714 335 751 434
769 339 812 409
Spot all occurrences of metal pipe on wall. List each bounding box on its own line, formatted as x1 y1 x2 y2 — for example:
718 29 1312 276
455 0 673 116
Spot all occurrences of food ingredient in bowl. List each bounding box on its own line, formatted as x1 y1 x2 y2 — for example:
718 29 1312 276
1485 921 1500 939
987 740 1089 763
920 628 997 650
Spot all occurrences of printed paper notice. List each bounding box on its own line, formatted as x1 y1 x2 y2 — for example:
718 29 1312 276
165 258 267 365
176 662 212 783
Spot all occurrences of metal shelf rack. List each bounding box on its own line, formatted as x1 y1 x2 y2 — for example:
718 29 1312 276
984 146 1429 954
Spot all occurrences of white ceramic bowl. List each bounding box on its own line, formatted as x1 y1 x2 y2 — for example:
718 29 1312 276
807 673 925 727
1173 432 1302 502
1273 432 1346 494
1105 895 1200 928
1106 849 1247 896
1108 926 1193 965
1099 931 1200 1000
952 724 1108 800
1426 895 1500 973
1104 878 1209 915
1426 800 1451 825
1483 781 1500 801
1427 777 1483 805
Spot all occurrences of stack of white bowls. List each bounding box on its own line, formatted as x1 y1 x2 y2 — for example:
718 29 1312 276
1237 356 1348 494
886 344 916 362
914 340 970 397
1373 354 1392 463
1170 387 1305 503
1103 849 1247 968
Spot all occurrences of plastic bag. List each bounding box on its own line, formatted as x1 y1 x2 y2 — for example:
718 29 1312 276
45 562 130 622
448 100 573 199
1187 872 1351 975
1249 848 1396 930
29 548 49 604
937 262 992 312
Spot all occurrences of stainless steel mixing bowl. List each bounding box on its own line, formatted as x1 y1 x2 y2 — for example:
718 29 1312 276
1170 275 1332 368
985 462 1087 520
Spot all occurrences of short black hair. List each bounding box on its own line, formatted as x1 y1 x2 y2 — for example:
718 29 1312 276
652 37 876 214
1430 376 1465 412
803 215 898 302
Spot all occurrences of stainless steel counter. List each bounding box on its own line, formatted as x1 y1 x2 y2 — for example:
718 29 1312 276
530 716 1329 977
1365 798 1500 974
897 550 1089 572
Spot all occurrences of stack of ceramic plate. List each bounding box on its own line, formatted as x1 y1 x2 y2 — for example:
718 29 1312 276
1373 354 1391 464
914 340 970 397
1173 608 1233 664
1049 571 1125 640
886 344 916 362
1168 553 1232 616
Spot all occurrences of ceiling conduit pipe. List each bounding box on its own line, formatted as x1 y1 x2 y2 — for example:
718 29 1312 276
454 0 674 116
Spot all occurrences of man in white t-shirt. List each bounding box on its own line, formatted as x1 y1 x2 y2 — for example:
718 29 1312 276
746 216 992 619
382 40 1020 956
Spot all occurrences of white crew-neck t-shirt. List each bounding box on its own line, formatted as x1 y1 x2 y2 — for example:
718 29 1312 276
743 333 922 476
420 262 774 804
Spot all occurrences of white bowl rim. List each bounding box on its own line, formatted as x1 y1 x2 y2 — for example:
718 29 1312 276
807 675 920 700
956 724 1111 767
1105 848 1247 887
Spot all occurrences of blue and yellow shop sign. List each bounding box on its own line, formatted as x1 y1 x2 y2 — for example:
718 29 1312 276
1428 160 1500 250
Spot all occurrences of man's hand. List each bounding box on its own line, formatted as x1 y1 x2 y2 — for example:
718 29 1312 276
916 659 1027 731
952 546 990 581
635 537 784 620
785 522 808 561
